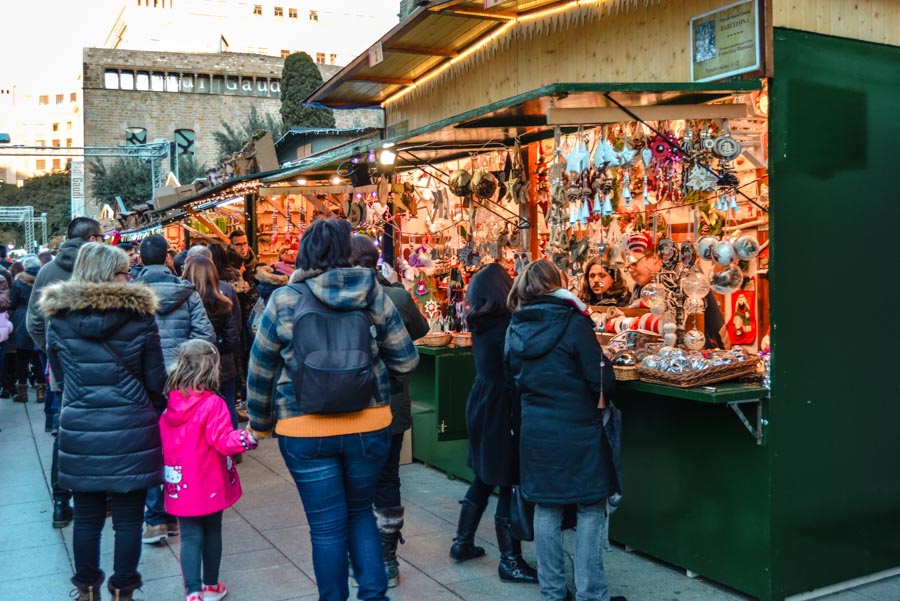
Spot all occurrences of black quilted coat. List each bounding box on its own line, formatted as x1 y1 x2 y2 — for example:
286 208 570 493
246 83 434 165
41 280 168 493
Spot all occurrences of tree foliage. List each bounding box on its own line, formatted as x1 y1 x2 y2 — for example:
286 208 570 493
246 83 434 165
213 106 284 160
177 154 208 184
0 168 71 248
89 157 153 210
280 52 336 130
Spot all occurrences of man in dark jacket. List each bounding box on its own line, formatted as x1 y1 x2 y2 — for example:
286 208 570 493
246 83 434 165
134 234 215 544
350 234 428 588
26 216 103 528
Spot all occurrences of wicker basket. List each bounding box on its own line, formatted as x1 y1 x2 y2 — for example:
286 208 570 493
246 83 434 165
417 331 452 347
452 332 472 347
637 358 761 388
613 366 639 381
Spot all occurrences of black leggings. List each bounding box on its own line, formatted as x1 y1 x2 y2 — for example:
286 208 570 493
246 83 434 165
464 476 511 520
178 511 224 594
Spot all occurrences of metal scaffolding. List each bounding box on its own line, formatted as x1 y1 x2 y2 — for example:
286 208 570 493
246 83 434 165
0 206 46 251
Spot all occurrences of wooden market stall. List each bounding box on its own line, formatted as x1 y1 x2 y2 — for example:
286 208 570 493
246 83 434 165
305 1 900 600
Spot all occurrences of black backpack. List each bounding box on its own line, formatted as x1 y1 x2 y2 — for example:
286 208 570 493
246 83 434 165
288 282 377 414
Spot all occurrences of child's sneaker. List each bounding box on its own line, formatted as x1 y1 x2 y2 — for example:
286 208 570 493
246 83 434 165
186 593 203 601
202 582 228 600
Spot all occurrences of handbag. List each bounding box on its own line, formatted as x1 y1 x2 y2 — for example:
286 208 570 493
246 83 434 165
509 485 535 542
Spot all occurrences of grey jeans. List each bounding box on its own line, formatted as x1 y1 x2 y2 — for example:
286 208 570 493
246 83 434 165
534 502 610 601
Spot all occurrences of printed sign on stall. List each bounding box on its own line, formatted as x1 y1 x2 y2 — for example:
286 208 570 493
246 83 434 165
70 160 85 218
690 0 760 82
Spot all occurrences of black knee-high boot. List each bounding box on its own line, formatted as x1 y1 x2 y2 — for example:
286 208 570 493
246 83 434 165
495 517 538 583
449 499 487 562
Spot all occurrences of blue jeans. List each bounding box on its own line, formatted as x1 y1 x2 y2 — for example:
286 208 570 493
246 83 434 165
534 502 610 601
279 428 391 601
144 484 173 526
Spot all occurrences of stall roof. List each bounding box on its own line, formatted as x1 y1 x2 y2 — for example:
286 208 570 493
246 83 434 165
306 0 586 109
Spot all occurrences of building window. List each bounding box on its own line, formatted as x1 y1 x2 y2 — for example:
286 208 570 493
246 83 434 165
174 129 195 158
274 6 282 16
70 92 77 102
166 74 179 92
67 122 73 131
329 53 337 65
315 52 325 64
281 49 291 58
39 95 49 105
67 139 73 147
104 70 119 89
309 10 318 21
35 140 45 147
136 71 150 91
253 4 261 15
35 160 46 171
56 94 64 104
288 7 297 18
151 72 165 90
125 127 147 146
52 123 59 132
120 71 134 89
53 159 61 170
52 139 60 147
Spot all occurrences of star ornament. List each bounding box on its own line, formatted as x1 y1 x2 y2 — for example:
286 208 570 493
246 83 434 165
503 176 520 203
424 299 441 320
615 143 637 168
565 141 590 174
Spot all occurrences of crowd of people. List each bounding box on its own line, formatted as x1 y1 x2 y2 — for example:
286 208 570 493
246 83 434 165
5 215 626 601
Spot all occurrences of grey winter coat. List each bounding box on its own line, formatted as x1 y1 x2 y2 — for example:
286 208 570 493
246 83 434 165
41 281 168 493
27 237 89 350
135 264 215 369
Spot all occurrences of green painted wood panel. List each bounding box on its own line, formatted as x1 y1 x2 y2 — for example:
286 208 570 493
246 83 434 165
769 28 900 599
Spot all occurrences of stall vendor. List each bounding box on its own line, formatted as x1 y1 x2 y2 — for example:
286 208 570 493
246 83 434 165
626 249 729 349
579 256 631 307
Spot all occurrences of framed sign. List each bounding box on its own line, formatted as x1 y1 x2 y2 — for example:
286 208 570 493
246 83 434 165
691 0 760 82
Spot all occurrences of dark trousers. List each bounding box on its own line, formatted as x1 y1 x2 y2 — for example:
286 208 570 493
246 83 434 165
72 489 146 590
51 380 71 503
373 432 405 509
220 377 237 428
178 511 224 594
15 348 37 384
464 477 512 520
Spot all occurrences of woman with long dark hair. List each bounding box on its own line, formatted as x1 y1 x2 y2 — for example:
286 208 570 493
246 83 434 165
449 263 538 584
182 256 239 426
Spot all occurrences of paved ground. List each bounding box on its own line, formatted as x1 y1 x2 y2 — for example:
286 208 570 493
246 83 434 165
2 392 899 601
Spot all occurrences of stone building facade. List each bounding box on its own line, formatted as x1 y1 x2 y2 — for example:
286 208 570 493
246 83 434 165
82 47 382 213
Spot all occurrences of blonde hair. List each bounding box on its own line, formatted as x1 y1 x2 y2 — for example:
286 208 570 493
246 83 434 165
507 259 562 311
165 339 221 394
72 243 129 283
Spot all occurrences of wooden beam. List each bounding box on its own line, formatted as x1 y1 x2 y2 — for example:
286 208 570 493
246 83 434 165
441 9 515 20
387 44 458 58
348 75 415 85
546 104 750 125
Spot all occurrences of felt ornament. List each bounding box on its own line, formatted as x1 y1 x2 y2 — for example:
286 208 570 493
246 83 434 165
728 290 756 345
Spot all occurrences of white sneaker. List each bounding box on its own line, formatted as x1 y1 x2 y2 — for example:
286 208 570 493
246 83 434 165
142 523 167 544
202 582 228 600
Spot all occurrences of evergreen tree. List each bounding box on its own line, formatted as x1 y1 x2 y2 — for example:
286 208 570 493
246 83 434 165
89 157 152 209
0 169 71 245
280 52 336 130
213 106 284 160
177 154 208 184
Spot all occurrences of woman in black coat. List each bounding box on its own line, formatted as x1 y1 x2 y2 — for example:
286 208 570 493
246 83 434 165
8 256 41 402
41 243 167 601
449 263 537 584
505 260 623 601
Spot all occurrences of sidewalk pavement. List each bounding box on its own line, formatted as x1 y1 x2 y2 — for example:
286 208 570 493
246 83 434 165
2 393 899 601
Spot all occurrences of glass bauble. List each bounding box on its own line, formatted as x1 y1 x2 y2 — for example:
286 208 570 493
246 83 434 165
681 271 711 300
640 282 666 310
712 240 737 266
684 297 706 315
710 264 743 294
734 235 761 260
684 328 706 351
696 236 718 261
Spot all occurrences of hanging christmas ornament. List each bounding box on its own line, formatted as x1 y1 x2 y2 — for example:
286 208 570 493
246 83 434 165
711 119 743 162
640 281 667 311
681 270 711 300
712 240 737 266
565 135 590 175
657 237 678 270
680 241 697 269
696 235 718 261
684 328 706 351
710 264 744 294
448 169 472 198
593 134 618 169
471 170 499 200
734 234 761 260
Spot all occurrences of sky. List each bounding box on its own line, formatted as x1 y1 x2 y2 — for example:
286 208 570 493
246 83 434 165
1 0 123 91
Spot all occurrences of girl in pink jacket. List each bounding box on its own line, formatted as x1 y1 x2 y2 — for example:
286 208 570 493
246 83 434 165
160 340 257 601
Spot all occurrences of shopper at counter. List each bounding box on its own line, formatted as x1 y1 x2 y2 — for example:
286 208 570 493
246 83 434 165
505 259 625 601
449 262 538 584
579 256 630 307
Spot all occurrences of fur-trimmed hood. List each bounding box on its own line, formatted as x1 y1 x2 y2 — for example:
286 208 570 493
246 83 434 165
15 271 35 286
39 281 158 317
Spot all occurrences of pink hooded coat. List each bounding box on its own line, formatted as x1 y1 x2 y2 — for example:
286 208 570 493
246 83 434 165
159 390 252 517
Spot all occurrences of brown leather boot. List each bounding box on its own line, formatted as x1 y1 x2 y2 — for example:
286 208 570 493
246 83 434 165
72 583 102 601
35 383 46 403
13 383 28 402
